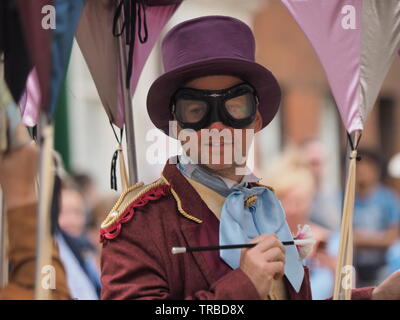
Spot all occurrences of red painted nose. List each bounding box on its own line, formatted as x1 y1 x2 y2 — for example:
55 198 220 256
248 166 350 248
205 121 232 131
199 121 234 145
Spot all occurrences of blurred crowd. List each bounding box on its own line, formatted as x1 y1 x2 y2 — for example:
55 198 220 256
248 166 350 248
262 139 400 299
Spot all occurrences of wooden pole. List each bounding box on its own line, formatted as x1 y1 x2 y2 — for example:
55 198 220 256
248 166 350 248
333 130 362 300
34 116 55 300
116 12 138 186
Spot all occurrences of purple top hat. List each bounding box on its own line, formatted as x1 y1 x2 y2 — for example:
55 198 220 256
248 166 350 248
147 15 281 135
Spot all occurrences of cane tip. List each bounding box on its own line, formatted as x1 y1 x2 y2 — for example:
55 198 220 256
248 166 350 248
171 247 186 254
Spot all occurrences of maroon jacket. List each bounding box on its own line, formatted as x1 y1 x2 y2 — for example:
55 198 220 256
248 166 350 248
100 162 374 300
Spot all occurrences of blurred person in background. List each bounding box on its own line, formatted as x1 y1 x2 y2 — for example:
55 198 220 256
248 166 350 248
262 147 316 233
385 152 400 276
72 173 100 211
70 172 107 271
58 183 87 238
57 176 101 299
387 152 400 197
353 149 400 287
386 240 400 276
72 173 100 231
300 138 341 231
0 143 70 299
86 194 118 270
262 147 338 299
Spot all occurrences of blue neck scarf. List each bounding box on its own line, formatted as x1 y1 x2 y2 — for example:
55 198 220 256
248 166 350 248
177 156 305 292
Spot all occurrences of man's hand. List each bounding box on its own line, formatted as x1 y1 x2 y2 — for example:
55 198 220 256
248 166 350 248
240 234 285 298
0 143 38 209
372 270 400 300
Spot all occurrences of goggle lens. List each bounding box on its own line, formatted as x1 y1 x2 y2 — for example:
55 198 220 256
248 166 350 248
224 93 255 120
176 99 208 123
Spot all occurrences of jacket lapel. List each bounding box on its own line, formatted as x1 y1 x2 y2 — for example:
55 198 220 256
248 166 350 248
162 161 231 285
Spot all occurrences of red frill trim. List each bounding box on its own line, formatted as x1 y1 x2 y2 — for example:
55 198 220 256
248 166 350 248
99 184 171 243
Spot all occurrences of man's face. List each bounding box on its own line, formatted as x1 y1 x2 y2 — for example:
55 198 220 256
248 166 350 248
303 140 324 184
280 185 314 234
174 75 262 176
58 189 86 238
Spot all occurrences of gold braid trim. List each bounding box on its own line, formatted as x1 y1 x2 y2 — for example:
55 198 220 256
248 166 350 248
160 174 203 224
253 182 275 193
101 179 167 229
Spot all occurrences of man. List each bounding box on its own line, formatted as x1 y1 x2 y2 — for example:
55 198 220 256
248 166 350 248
353 149 400 287
100 16 400 300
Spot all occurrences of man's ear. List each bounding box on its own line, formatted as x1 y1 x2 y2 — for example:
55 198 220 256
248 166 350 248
253 111 263 133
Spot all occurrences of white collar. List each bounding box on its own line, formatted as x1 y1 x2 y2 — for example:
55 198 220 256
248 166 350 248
178 152 259 189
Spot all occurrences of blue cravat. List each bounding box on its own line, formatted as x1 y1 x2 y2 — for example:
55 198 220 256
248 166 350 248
176 156 305 292
220 186 305 293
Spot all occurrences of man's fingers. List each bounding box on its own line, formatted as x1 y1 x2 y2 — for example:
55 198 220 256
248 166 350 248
252 235 285 254
263 247 285 264
248 234 276 244
267 261 285 280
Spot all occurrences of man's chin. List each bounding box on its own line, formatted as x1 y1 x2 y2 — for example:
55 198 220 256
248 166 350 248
201 162 235 173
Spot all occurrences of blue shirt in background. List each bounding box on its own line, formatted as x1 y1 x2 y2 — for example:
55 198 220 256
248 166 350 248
353 185 400 285
354 185 400 232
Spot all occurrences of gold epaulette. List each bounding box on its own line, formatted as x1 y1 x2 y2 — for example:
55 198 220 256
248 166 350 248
161 174 203 224
101 179 168 230
254 182 275 193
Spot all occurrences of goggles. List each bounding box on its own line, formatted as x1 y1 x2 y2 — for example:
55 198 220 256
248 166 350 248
172 83 258 131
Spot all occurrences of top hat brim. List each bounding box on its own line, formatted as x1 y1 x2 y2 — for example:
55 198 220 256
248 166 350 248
147 58 281 136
